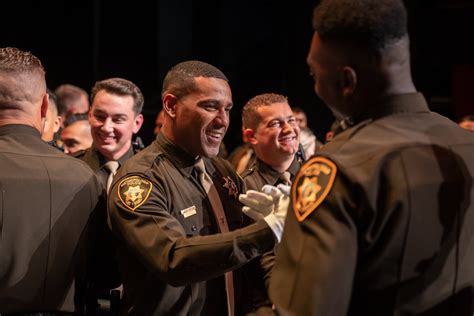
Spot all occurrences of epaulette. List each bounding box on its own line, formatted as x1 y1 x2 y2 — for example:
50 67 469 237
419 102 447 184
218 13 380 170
240 167 255 179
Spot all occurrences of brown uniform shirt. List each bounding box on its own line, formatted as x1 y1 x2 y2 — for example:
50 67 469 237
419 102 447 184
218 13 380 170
108 133 276 315
74 145 134 191
270 93 474 315
0 124 102 313
242 156 301 191
241 156 301 313
72 145 135 296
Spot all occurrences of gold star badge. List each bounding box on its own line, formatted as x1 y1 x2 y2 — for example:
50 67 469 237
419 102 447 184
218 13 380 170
118 176 152 211
292 157 337 222
223 176 239 198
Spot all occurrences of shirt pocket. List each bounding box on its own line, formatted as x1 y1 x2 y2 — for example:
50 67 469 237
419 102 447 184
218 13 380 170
175 205 202 237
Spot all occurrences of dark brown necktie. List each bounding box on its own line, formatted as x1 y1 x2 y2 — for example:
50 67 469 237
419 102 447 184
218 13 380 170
194 158 234 316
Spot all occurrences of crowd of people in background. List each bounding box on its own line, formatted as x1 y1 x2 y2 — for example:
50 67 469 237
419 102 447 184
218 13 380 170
1 0 474 315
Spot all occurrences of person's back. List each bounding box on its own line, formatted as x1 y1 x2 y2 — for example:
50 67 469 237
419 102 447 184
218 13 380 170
0 47 101 314
267 0 474 315
0 125 100 313
319 97 474 314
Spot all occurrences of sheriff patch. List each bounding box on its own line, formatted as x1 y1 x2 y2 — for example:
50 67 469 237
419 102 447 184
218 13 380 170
292 157 337 222
118 176 152 211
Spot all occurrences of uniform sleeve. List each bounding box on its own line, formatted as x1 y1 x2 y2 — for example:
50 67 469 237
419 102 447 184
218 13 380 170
107 173 276 287
269 173 358 315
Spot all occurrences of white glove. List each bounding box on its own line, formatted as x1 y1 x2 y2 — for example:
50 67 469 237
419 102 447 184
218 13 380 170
239 184 290 242
276 183 291 196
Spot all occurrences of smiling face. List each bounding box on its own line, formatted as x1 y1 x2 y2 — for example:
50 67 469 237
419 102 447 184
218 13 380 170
250 101 300 165
89 90 143 160
166 76 233 158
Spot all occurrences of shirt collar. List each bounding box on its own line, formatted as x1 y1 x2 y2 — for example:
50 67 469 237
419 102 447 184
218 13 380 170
89 143 135 170
155 133 198 178
341 92 430 130
0 124 41 137
256 155 300 185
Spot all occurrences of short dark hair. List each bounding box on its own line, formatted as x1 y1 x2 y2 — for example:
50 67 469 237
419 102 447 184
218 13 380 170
161 60 228 99
91 77 144 115
54 84 89 116
63 113 89 127
242 93 288 130
47 88 58 115
0 47 44 75
313 0 408 51
0 47 46 108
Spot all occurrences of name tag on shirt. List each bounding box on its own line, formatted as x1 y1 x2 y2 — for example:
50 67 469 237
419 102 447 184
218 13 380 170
180 206 197 218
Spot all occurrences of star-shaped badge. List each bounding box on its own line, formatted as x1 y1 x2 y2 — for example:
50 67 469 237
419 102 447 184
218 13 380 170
222 176 239 198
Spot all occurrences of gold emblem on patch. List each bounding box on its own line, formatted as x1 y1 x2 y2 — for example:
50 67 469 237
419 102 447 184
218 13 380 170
292 157 337 222
118 176 152 211
223 176 239 198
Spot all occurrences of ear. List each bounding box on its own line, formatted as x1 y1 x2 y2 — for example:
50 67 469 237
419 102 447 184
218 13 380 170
243 128 257 145
53 116 62 133
41 93 49 119
342 66 357 97
132 113 144 134
162 93 178 118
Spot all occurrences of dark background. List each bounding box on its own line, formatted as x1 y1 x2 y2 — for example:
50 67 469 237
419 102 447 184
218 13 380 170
2 0 473 152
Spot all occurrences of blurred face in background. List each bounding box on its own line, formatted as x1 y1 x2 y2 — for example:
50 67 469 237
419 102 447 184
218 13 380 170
61 120 93 154
294 111 308 129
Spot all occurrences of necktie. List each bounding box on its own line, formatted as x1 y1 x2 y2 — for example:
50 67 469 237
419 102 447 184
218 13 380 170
194 158 234 316
104 161 120 194
279 171 292 186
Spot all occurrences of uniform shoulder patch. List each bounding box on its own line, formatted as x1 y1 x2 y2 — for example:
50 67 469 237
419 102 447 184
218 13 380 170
292 156 337 222
117 175 153 211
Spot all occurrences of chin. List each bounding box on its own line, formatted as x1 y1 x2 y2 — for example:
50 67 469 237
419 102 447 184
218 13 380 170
202 147 219 158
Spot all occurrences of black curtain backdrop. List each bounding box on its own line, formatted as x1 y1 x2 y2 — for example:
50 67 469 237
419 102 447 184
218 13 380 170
2 0 473 150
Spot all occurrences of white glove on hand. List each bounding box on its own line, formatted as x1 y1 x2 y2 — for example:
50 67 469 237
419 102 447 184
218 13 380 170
276 183 291 196
239 184 290 242
239 189 274 220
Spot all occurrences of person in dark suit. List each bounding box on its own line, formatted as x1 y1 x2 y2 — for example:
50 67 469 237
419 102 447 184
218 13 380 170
0 47 103 314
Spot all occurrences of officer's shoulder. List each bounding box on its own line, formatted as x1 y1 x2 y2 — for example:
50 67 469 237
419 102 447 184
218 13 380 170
210 156 240 175
70 149 86 158
240 167 255 179
122 144 165 173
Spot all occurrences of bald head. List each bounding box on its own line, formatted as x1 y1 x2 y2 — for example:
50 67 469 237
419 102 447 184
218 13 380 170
0 47 48 129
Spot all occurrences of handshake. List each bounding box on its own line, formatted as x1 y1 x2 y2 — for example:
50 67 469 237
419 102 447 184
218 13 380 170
239 184 291 242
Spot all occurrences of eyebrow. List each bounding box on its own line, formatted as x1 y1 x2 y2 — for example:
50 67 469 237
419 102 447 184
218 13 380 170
197 99 233 108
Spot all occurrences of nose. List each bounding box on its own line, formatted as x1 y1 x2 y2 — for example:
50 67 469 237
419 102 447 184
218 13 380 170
213 108 229 128
281 121 294 134
101 117 113 132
